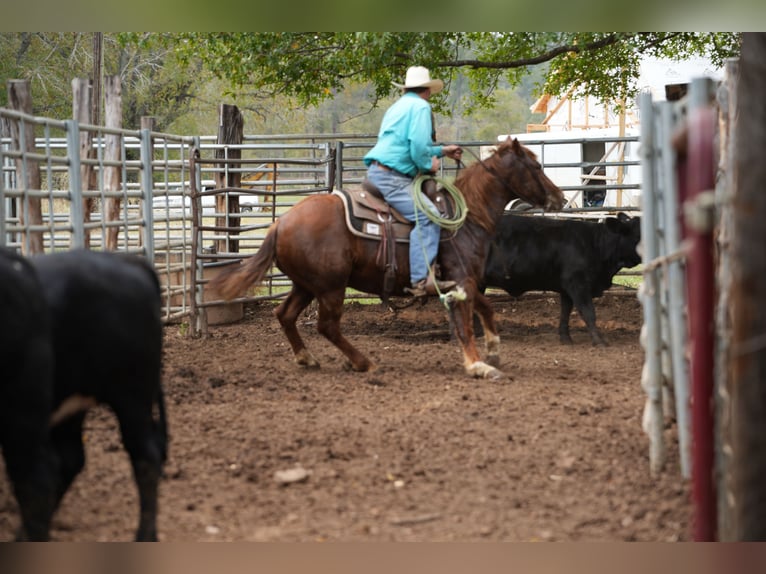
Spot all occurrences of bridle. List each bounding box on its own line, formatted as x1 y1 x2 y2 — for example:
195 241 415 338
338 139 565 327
454 146 550 206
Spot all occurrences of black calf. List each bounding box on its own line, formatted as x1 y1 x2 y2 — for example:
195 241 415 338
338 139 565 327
0 248 169 542
31 249 168 541
482 212 641 345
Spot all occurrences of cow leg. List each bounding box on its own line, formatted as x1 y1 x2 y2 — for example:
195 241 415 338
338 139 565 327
113 399 165 541
558 293 575 344
2 439 55 541
473 291 501 368
275 285 320 368
572 294 606 346
315 290 374 372
49 413 87 515
1 366 56 541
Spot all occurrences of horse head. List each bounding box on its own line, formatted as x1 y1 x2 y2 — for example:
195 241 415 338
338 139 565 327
453 137 564 233
497 137 565 211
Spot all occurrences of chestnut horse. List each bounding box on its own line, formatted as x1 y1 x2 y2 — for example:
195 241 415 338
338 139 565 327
210 137 564 379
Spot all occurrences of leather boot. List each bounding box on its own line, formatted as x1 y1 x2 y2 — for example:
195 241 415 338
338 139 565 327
406 275 457 297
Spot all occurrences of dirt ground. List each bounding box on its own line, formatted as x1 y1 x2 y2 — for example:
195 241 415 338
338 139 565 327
0 291 690 542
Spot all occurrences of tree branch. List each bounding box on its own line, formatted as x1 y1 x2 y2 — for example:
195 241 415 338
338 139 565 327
437 34 624 70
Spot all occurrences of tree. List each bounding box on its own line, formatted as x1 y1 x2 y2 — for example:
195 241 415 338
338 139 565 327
0 33 198 130
163 32 741 114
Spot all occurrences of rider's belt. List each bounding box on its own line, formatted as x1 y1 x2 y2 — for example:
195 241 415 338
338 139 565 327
371 161 412 179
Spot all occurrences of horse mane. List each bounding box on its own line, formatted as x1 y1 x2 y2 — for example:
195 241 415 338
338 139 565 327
452 138 518 232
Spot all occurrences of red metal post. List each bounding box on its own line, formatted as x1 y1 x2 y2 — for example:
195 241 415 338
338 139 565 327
684 106 717 541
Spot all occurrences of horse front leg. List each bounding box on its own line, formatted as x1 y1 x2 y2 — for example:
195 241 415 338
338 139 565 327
447 287 504 380
275 286 321 368
316 290 375 372
473 291 501 368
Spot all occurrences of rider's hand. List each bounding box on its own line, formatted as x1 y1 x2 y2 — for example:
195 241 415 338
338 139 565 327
442 145 463 161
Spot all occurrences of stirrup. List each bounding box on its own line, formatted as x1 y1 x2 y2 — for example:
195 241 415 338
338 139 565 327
406 277 457 298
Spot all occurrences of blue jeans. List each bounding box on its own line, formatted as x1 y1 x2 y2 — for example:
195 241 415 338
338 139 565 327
366 164 441 285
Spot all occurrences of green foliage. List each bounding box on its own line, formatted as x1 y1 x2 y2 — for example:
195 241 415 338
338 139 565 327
166 32 741 113
2 32 742 141
0 32 89 117
0 32 198 130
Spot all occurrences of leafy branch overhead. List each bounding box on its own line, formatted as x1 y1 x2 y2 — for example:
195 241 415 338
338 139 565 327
166 32 741 110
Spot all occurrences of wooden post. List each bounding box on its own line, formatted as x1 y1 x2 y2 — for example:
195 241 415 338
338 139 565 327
104 75 122 251
716 58 738 542
730 32 766 541
616 97 627 207
92 33 103 127
72 77 95 248
215 104 243 254
7 79 44 254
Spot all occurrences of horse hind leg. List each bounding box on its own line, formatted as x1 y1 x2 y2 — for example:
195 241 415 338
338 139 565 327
316 291 374 372
275 286 321 369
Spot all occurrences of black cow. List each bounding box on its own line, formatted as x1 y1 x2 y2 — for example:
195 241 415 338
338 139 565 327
0 248 56 541
31 249 168 541
482 212 641 345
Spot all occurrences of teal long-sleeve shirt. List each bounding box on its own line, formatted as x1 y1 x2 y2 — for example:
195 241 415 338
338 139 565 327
364 92 443 177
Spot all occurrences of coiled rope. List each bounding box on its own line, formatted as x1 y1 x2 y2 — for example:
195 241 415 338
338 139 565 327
412 174 468 231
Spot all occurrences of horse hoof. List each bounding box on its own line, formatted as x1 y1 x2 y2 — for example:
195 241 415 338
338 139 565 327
486 368 506 381
466 361 505 380
485 354 501 369
343 360 375 372
295 350 321 369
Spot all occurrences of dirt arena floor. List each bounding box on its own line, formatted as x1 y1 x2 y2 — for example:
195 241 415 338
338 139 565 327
0 291 691 542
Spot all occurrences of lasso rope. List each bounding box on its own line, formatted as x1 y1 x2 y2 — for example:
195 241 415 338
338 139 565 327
412 174 468 231
411 174 469 307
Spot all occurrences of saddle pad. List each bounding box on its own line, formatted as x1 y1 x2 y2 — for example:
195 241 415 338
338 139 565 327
332 188 412 242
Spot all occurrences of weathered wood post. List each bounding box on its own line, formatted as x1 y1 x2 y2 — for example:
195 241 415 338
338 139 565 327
72 77 96 248
104 75 122 251
7 80 44 254
715 58 738 541
214 104 243 254
729 31 766 541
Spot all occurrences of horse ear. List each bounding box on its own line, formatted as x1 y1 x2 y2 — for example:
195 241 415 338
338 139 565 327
511 137 522 154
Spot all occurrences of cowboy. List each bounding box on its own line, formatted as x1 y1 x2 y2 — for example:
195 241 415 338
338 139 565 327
364 66 463 297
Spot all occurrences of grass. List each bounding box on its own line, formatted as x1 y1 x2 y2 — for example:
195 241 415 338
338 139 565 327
612 264 643 289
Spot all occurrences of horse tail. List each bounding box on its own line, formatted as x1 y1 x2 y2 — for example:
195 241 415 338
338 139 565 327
208 221 279 300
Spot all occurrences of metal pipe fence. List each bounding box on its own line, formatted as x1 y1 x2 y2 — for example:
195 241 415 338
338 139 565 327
2 108 644 332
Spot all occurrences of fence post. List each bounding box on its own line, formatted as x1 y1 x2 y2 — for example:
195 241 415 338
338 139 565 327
638 91 666 476
140 127 155 262
0 118 6 246
658 101 691 479
215 103 243 254
190 138 207 337
685 77 717 542
715 58 738 541
7 79 44 254
336 140 344 189
65 119 85 249
325 143 335 192
72 77 95 248
103 75 122 250
730 32 766 541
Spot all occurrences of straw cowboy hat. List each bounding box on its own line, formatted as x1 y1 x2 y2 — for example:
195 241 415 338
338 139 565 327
392 66 444 94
